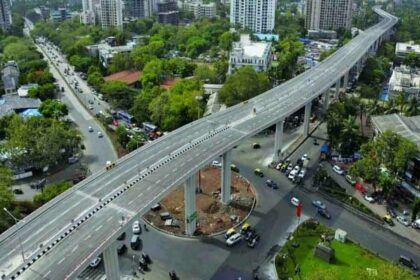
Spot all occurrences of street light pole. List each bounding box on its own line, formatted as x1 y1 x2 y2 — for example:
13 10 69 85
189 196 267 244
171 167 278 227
3 208 25 262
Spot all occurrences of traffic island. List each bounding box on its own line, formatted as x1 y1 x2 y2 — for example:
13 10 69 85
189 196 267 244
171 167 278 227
143 167 256 237
275 219 418 280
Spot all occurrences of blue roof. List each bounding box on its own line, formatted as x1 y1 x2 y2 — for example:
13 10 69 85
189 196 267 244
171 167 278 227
320 144 329 153
254 33 279 42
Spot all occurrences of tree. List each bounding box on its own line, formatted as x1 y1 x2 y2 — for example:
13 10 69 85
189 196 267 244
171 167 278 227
166 58 195 77
405 96 420 116
393 91 407 113
108 53 133 74
33 181 73 205
0 166 13 233
69 55 93 73
319 48 336 61
326 111 344 148
339 116 360 156
115 125 130 147
404 52 420 68
194 64 217 83
87 71 104 90
39 100 68 118
219 66 270 106
130 86 163 124
140 59 167 89
28 83 56 100
101 80 138 110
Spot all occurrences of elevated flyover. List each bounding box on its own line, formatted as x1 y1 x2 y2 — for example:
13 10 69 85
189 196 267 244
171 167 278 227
0 7 398 280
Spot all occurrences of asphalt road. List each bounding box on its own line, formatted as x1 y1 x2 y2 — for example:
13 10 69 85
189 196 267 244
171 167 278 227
1 9 398 280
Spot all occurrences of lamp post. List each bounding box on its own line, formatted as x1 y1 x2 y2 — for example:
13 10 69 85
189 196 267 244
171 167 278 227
3 208 25 262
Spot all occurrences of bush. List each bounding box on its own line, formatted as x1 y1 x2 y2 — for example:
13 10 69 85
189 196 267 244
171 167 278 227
33 181 73 205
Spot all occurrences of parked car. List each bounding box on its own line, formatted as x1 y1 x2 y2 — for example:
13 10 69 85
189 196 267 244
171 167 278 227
13 189 24 195
89 257 102 268
252 143 261 149
312 200 326 210
132 220 141 234
265 179 278 189
383 215 394 226
396 215 410 227
240 223 252 234
254 168 264 177
117 243 127 255
332 165 344 175
150 203 161 211
386 206 397 218
318 208 331 219
291 197 300 207
226 233 242 246
298 169 306 179
117 232 125 240
212 160 222 167
345 175 356 185
301 154 309 161
364 194 375 203
398 255 418 270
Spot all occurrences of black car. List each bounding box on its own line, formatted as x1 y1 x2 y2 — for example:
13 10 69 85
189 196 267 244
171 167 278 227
265 179 278 189
318 208 331 219
245 229 257 241
117 232 126 240
399 255 418 270
139 258 148 271
247 235 260 248
386 206 397 218
141 253 151 264
13 189 24 195
117 243 126 255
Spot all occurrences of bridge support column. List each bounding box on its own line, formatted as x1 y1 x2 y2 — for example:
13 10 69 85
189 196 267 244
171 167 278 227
335 80 340 98
343 72 349 92
303 102 312 138
184 175 197 236
103 242 120 280
272 120 285 162
221 150 232 205
323 91 330 112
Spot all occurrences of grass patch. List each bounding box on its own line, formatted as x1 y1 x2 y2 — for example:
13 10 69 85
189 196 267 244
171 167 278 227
275 220 418 280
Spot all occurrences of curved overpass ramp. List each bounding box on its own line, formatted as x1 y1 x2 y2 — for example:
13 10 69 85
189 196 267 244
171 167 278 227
0 7 398 280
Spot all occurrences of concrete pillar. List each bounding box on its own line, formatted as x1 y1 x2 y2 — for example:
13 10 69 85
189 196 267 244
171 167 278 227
103 242 120 280
343 72 349 92
323 91 330 112
184 175 197 236
221 150 232 205
335 80 340 98
303 102 312 137
272 120 285 162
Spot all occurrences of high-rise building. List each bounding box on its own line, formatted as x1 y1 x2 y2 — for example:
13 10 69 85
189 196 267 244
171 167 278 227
157 0 179 25
81 0 96 24
100 0 123 29
124 0 153 18
0 0 12 31
305 0 353 31
230 0 275 33
182 0 216 19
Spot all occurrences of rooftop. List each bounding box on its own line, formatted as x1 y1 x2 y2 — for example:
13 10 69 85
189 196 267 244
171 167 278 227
0 95 42 118
232 35 271 58
104 70 142 86
371 114 420 149
395 42 420 55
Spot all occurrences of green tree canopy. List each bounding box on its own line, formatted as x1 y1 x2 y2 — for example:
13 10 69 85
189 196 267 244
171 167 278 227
101 80 138 110
39 100 68 118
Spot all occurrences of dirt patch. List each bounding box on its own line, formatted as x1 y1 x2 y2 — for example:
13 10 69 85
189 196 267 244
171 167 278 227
143 167 256 236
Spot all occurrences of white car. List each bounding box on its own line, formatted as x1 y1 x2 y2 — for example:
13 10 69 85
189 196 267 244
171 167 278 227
288 170 298 180
89 257 102 268
396 216 409 226
226 233 242 246
132 220 141 234
301 154 309 161
97 131 103 138
332 165 344 175
88 126 93 132
211 160 222 167
291 197 300 207
364 194 375 203
298 169 306 178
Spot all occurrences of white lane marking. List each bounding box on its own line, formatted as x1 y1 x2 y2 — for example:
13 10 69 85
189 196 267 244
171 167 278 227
146 186 152 191
57 257 66 265
128 200 134 205
137 192 144 198
84 234 91 241
173 168 178 172
6 249 15 257
44 271 51 277
94 225 103 232
106 216 113 222
164 174 169 179
71 245 78 253
156 179 161 184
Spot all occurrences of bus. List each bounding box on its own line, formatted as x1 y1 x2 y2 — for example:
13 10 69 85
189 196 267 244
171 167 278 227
117 111 134 125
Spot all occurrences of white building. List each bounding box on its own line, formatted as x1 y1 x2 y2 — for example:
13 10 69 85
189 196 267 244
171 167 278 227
395 42 420 58
86 39 138 68
305 0 353 31
389 65 420 100
0 0 12 31
182 0 216 19
81 0 96 24
230 0 275 33
100 0 123 29
229 34 272 74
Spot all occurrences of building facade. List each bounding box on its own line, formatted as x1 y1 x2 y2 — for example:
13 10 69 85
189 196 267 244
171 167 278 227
305 0 353 31
81 0 96 24
0 0 12 31
2 61 20 94
100 0 123 29
157 0 179 25
230 0 275 33
388 65 420 100
124 0 152 19
182 0 216 19
395 42 420 58
229 34 272 74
